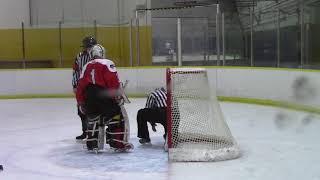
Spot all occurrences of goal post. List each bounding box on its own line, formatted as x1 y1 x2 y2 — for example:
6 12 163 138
166 67 241 162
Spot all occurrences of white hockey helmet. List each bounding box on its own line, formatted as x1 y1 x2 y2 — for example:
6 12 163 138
90 44 106 59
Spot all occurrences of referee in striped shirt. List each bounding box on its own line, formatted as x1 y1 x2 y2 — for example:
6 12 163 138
72 37 96 92
137 87 167 144
72 36 106 140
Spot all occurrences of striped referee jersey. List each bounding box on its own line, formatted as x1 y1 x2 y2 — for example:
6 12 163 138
145 88 167 108
72 51 91 88
72 44 105 88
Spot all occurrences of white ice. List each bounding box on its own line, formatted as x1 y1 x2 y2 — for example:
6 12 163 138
0 98 320 180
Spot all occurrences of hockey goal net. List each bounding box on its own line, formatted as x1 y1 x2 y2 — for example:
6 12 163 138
166 68 240 161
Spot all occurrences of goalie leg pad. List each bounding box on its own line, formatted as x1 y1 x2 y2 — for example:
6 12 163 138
86 115 100 150
106 115 131 150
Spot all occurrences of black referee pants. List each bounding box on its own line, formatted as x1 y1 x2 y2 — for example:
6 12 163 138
77 107 87 134
137 107 167 140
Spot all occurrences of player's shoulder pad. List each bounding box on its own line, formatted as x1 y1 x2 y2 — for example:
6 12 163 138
96 59 117 73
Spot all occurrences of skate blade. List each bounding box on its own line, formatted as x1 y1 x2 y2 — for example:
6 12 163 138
113 148 132 153
112 144 134 152
86 148 103 154
141 142 152 145
76 139 87 144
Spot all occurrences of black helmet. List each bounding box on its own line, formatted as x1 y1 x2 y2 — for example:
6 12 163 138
81 36 97 48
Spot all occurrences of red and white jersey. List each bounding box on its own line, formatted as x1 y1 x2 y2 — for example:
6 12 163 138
76 59 120 104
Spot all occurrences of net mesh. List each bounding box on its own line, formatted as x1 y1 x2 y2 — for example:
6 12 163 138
167 68 240 161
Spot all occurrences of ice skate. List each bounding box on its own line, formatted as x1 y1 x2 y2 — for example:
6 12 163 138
139 138 151 145
113 142 134 152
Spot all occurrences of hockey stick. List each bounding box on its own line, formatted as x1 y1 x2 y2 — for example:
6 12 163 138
120 80 130 104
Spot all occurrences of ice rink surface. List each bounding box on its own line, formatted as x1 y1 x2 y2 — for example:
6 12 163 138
0 98 320 180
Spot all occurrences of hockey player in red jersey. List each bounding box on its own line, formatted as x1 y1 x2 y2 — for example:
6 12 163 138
76 46 133 152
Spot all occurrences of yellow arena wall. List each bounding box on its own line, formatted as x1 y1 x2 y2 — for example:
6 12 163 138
24 28 60 65
0 29 23 60
0 26 152 68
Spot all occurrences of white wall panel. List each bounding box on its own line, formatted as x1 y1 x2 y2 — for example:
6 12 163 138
0 70 71 95
0 68 319 110
0 0 29 28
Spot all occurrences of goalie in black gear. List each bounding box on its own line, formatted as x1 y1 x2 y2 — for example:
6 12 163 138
76 48 132 152
83 84 132 151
